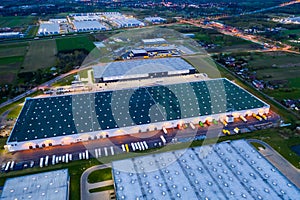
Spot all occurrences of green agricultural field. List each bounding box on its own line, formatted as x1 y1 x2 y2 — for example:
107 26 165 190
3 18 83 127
0 42 28 58
0 56 24 84
248 52 300 71
21 39 57 72
0 16 37 28
56 36 96 52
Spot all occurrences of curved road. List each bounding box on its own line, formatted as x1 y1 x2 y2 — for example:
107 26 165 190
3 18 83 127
248 139 300 188
80 163 113 200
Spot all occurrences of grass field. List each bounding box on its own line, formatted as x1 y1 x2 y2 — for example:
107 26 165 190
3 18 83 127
0 16 37 28
0 42 29 83
87 168 112 183
52 75 75 87
56 36 96 52
7 105 23 120
0 56 24 84
0 42 28 58
248 52 300 71
21 40 57 72
183 55 222 78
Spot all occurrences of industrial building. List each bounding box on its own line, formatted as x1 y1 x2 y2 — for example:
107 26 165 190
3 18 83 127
112 18 145 28
112 140 300 200
73 15 101 21
0 169 69 200
49 18 67 24
6 78 269 151
93 58 195 82
73 21 106 32
38 23 60 35
142 38 168 45
144 17 166 24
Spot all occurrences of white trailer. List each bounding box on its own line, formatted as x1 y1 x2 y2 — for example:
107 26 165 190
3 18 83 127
65 154 69 163
121 144 126 152
45 156 49 166
160 135 166 145
110 146 114 155
189 123 195 130
10 161 15 170
39 158 44 168
104 147 108 156
98 148 101 157
85 150 89 160
136 142 142 150
162 127 168 134
134 143 138 150
140 142 145 151
143 141 148 149
55 156 59 163
5 161 11 172
52 155 56 165
95 149 99 158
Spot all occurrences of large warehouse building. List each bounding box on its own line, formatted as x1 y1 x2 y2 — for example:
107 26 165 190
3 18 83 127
73 21 107 32
38 23 60 35
93 58 196 82
7 78 269 151
0 169 69 200
112 140 300 200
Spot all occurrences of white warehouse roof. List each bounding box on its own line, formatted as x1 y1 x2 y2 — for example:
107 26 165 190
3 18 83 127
0 169 69 200
38 23 60 35
73 21 106 31
142 38 168 45
93 58 195 81
112 140 300 200
144 17 166 22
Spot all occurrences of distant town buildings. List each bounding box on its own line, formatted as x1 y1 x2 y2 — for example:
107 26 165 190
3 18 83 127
144 17 166 24
37 12 149 35
272 16 300 24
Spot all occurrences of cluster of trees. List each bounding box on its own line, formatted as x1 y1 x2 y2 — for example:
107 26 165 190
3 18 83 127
56 50 88 73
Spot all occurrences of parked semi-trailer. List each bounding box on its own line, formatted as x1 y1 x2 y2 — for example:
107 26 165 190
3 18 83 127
253 113 262 121
240 115 247 122
199 121 204 127
222 120 228 127
162 127 168 134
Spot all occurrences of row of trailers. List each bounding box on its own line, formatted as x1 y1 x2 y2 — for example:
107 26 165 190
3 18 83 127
39 153 73 168
161 113 269 135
